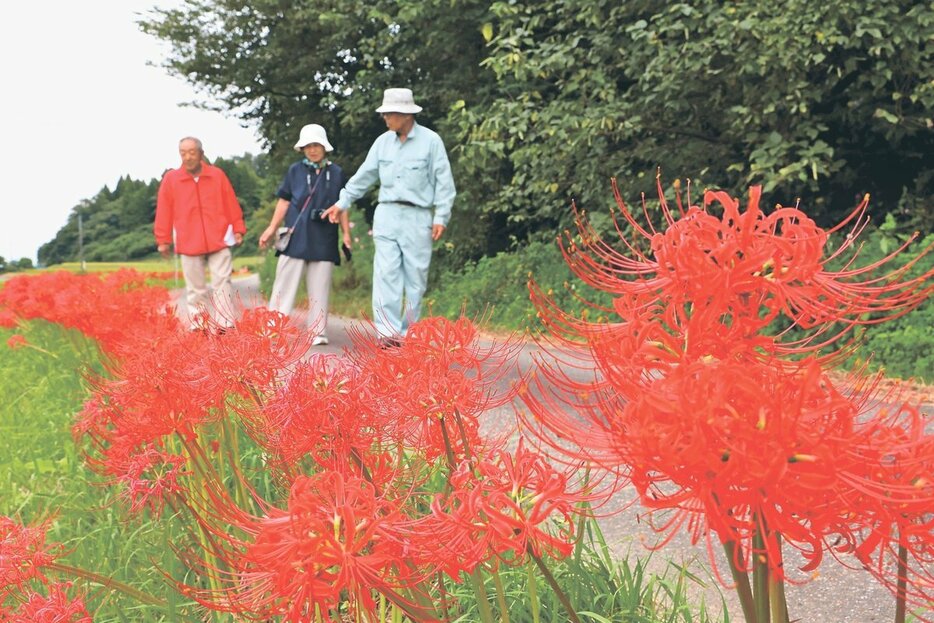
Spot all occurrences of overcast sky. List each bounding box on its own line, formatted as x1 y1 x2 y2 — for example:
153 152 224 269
0 1 264 263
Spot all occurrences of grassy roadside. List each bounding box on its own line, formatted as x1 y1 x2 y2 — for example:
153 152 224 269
0 322 195 621
23 256 264 274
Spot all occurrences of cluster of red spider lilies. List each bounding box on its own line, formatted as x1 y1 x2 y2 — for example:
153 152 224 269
525 179 934 622
1 178 931 623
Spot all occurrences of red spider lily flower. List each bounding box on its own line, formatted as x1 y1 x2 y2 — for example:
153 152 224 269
198 307 311 404
186 471 435 622
825 404 934 610
527 338 932 586
109 446 190 516
5 334 27 350
245 354 377 474
547 179 932 360
347 316 521 464
0 309 18 329
0 270 179 358
75 328 226 474
0 517 59 600
523 178 934 594
426 440 580 578
8 583 92 623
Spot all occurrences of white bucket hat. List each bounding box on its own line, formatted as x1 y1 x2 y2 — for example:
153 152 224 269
375 88 423 114
293 124 334 152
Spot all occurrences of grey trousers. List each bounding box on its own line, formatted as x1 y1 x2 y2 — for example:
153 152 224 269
268 254 333 337
180 248 235 329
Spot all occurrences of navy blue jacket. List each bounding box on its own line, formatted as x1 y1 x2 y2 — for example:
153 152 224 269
276 161 346 263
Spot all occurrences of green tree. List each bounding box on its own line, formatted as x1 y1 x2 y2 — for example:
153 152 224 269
38 156 279 265
142 0 934 263
457 0 934 238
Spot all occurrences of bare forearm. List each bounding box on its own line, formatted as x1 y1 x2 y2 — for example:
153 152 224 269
259 199 292 249
268 199 290 229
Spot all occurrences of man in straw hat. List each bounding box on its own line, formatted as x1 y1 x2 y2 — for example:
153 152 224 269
322 87 456 347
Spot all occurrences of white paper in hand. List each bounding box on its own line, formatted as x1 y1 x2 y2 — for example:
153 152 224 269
224 224 237 246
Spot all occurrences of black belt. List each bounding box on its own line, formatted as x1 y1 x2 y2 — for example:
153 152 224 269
389 200 418 207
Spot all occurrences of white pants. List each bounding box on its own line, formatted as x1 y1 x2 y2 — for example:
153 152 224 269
180 248 235 328
268 254 333 337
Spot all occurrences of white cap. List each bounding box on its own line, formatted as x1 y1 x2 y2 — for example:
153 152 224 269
375 88 423 114
293 124 334 152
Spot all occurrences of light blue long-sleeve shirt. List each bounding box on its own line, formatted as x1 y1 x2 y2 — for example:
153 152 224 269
336 122 457 227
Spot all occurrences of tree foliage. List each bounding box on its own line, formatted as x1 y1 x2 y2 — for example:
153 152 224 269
139 0 933 268
38 155 274 266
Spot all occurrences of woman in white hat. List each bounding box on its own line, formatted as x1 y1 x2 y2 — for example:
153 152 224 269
259 124 350 345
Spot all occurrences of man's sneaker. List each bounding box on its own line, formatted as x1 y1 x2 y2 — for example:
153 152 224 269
312 335 329 346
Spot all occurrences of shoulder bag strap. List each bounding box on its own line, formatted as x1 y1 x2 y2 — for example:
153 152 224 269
286 168 327 234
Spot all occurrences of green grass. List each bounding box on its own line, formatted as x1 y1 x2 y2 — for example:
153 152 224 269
30 256 263 274
0 256 265 292
439 515 727 623
0 322 200 621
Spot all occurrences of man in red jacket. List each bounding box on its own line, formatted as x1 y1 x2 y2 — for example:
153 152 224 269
154 137 246 331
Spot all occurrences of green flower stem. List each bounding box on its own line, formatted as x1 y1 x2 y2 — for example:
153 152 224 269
46 561 166 606
768 533 789 623
469 568 496 623
439 413 491 622
438 415 460 472
451 408 474 459
436 572 451 622
895 541 908 623
527 561 541 623
723 540 758 623
21 342 59 358
752 528 770 623
219 415 249 511
492 568 511 623
350 446 376 488
177 435 228 597
529 547 582 623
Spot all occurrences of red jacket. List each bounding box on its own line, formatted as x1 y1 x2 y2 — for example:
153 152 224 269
154 163 246 255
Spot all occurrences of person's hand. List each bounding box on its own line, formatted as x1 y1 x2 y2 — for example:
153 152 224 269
258 225 276 250
321 204 342 224
158 243 172 258
234 233 244 246
342 231 352 249
432 224 446 241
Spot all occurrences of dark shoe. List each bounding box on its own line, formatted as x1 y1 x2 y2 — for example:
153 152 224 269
377 336 403 349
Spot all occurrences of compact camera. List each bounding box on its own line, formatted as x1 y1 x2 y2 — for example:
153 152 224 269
310 208 326 220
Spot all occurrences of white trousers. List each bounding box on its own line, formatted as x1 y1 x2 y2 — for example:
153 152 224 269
268 254 333 337
180 248 235 328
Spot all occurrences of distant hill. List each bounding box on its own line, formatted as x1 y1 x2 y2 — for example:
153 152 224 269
38 154 278 266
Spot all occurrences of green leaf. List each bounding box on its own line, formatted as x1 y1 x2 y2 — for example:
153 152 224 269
873 108 900 124
481 22 494 43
